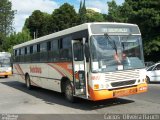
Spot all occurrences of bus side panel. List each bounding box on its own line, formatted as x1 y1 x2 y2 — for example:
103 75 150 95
13 64 26 84
13 62 73 93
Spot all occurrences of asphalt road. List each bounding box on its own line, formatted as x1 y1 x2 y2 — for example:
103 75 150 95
0 77 160 120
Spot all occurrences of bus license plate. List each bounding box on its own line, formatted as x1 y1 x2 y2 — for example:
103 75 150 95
113 88 137 97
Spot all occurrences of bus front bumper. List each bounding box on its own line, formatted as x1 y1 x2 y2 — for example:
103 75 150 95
89 83 148 101
0 72 12 76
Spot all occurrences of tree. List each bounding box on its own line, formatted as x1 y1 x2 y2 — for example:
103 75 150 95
2 28 31 52
107 0 132 22
78 0 87 24
124 0 160 57
0 33 5 51
0 0 15 50
50 3 78 32
107 0 160 61
0 0 15 35
86 9 105 22
24 10 51 38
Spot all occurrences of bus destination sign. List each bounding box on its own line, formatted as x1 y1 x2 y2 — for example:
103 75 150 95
90 24 140 35
102 28 130 33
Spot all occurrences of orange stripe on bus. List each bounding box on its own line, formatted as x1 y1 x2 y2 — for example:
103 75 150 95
47 63 65 77
14 64 39 87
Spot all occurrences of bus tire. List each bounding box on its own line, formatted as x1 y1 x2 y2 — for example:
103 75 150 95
64 81 75 103
5 75 8 78
25 74 32 89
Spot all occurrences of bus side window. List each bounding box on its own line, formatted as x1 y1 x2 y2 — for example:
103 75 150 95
19 49 21 56
27 46 30 54
40 42 47 52
33 44 37 53
15 50 17 56
25 47 27 54
59 37 72 61
30 46 33 54
40 42 47 61
50 40 59 62
47 41 51 51
37 44 40 52
17 49 19 56
52 40 58 50
21 48 25 55
73 42 83 61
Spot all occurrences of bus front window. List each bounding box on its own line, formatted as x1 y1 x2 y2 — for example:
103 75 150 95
0 58 10 67
90 35 145 72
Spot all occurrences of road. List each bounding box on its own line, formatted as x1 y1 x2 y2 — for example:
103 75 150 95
0 77 160 119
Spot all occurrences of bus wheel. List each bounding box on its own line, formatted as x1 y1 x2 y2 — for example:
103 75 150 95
25 74 32 89
65 81 75 102
5 75 8 78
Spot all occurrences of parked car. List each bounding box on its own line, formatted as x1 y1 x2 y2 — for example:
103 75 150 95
146 63 160 83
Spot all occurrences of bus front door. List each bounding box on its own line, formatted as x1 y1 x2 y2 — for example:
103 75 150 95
72 39 88 97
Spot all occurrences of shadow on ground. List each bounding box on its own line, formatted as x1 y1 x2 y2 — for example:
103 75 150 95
1 80 134 111
149 82 160 84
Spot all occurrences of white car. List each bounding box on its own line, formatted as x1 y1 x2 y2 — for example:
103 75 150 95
146 63 160 83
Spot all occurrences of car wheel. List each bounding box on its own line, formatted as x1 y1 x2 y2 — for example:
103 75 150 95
146 76 150 83
65 81 75 102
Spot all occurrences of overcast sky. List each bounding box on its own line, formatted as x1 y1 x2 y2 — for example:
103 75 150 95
10 0 124 33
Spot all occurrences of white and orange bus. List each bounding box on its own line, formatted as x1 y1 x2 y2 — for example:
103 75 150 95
13 22 147 102
0 52 12 78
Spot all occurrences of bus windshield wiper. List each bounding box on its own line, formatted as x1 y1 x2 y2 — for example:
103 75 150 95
104 33 118 54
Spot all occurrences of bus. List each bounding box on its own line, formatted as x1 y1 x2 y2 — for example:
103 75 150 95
13 22 148 102
0 52 12 78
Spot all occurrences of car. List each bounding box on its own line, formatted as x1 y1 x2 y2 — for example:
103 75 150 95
146 63 160 83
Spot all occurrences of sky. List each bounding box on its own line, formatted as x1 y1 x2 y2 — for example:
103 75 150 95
10 0 124 33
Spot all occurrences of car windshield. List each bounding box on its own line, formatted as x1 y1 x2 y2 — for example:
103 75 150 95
90 35 145 72
0 58 10 67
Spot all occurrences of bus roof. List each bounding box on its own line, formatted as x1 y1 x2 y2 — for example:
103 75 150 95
13 22 138 49
0 52 11 57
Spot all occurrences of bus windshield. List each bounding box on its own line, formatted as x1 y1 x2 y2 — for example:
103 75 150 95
0 58 10 67
90 35 145 72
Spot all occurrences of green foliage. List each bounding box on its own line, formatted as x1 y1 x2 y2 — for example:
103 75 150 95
78 0 87 24
107 0 160 59
0 33 5 51
2 28 31 52
3 0 158 62
0 0 15 36
107 0 132 22
50 3 78 32
0 0 15 51
86 9 105 22
24 10 51 38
